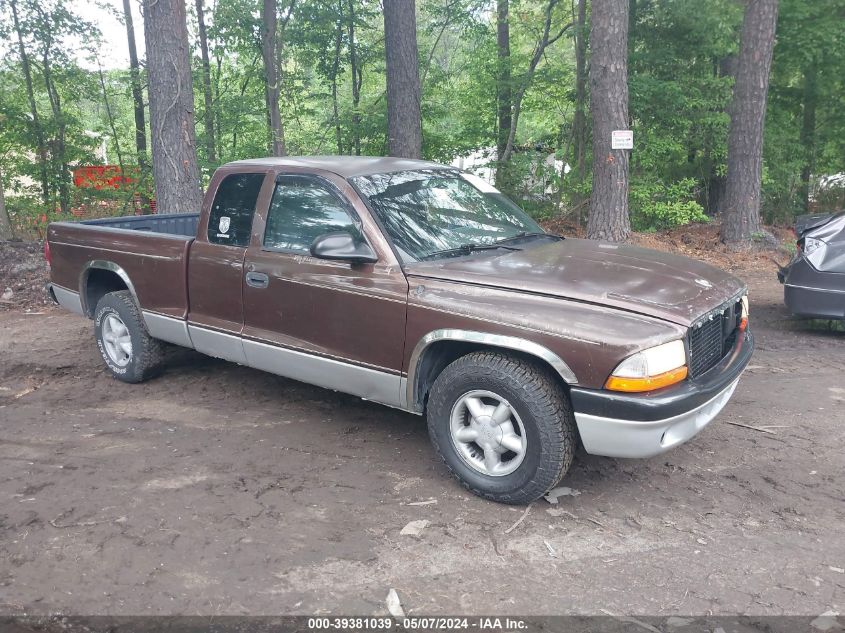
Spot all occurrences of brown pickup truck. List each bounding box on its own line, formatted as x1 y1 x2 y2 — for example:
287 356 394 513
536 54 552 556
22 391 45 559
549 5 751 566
46 157 753 504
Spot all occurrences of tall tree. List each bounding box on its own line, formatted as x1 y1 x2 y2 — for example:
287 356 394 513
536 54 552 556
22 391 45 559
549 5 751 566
122 0 151 213
261 0 285 156
384 0 423 158
0 165 12 241
720 0 779 245
798 60 817 213
331 9 344 153
587 0 631 241
195 0 217 163
32 2 71 214
142 0 204 213
705 54 736 216
97 62 125 174
10 1 49 206
495 0 511 187
496 0 573 187
570 0 588 221
347 0 363 155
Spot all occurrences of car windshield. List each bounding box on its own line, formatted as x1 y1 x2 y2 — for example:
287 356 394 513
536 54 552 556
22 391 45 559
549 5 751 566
351 169 544 262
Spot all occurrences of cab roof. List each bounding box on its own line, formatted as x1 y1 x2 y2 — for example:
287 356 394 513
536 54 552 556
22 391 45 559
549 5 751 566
226 155 450 179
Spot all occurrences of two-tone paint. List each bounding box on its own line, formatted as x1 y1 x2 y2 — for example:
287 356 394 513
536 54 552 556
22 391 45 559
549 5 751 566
47 156 753 458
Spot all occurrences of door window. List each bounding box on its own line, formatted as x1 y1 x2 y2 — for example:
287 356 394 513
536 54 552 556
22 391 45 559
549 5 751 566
207 173 265 246
264 176 360 252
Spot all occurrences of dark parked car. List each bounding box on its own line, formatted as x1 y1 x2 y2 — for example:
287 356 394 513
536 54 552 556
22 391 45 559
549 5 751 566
779 211 845 319
46 157 753 504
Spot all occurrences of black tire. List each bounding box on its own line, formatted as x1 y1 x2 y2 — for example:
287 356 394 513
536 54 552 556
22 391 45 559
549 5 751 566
93 290 165 383
426 351 575 504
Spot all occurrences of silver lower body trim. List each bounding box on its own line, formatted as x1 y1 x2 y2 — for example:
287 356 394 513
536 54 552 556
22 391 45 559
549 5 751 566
187 324 247 365
50 284 84 316
143 312 193 347
173 323 405 410
575 378 740 458
243 338 403 409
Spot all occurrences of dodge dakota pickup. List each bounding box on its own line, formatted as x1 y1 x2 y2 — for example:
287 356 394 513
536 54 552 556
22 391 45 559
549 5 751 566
46 156 753 504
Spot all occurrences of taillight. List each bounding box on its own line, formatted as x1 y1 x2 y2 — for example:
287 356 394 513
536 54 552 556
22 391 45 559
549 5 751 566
44 240 52 266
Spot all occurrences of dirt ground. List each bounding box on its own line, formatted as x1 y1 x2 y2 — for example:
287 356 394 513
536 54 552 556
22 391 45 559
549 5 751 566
1 236 844 619
0 241 52 313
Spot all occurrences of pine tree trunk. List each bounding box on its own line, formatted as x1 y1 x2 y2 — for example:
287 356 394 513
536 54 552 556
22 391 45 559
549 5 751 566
495 0 512 188
720 0 778 245
262 0 286 157
586 0 631 242
0 167 13 241
142 0 204 214
195 0 217 164
384 0 422 158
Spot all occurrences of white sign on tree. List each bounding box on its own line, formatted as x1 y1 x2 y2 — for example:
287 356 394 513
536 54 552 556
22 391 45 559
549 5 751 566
611 130 633 150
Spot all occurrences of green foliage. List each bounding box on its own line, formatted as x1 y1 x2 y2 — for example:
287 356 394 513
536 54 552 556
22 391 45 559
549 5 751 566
629 178 708 232
627 0 740 221
762 0 845 223
1 0 844 237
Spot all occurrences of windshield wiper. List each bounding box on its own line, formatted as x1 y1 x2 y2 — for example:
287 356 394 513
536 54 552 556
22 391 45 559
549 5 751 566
494 231 563 245
420 243 520 261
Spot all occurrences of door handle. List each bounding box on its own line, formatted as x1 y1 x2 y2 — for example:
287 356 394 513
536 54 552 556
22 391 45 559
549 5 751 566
245 271 270 289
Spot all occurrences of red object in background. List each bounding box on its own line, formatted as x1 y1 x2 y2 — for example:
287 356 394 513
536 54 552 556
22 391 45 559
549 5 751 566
72 165 156 215
73 165 138 190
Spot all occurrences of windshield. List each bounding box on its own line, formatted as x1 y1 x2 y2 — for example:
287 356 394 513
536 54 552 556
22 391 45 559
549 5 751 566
351 169 544 261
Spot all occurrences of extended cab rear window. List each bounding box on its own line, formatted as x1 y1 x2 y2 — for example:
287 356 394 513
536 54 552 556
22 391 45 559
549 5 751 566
207 173 265 246
263 175 359 253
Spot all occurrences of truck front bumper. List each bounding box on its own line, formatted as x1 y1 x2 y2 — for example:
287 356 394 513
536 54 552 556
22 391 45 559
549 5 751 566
570 329 753 458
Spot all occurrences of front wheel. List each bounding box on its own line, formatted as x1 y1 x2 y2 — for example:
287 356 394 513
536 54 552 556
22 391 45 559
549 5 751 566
94 290 164 383
426 351 576 504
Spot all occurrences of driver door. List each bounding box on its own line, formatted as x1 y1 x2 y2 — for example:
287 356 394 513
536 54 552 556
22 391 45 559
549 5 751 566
241 172 408 405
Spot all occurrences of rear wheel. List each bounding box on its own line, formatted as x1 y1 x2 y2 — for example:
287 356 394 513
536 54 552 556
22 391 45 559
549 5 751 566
94 290 164 383
426 351 576 504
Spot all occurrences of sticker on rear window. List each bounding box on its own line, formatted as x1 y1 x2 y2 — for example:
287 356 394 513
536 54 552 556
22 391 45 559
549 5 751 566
216 216 231 238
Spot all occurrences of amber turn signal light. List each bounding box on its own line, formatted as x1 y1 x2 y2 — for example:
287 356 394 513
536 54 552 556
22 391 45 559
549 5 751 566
605 365 689 393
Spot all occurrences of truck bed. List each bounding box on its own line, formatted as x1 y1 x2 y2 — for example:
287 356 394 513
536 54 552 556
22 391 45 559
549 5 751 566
83 212 200 237
47 213 197 319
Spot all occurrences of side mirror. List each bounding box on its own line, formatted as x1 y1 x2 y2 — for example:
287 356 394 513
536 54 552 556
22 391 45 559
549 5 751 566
310 231 378 264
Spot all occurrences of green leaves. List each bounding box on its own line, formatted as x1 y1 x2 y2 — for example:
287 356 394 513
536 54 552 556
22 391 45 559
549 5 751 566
0 0 843 233
629 178 708 232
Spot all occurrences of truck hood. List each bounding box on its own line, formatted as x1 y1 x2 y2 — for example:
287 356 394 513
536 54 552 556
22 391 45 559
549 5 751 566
404 238 746 327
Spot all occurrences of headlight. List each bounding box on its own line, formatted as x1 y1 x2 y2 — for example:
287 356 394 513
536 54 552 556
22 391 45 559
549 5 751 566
803 236 824 255
803 236 828 269
605 339 688 392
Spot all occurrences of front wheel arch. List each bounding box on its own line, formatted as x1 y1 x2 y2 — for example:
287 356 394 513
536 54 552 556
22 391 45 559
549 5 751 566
408 331 577 414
